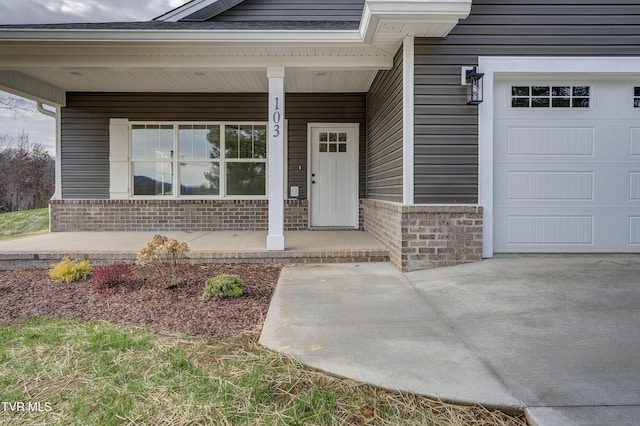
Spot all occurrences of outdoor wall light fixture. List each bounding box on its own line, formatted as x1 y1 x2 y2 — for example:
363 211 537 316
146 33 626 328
463 66 484 105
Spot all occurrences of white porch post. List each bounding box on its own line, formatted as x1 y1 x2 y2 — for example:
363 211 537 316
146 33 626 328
267 66 285 250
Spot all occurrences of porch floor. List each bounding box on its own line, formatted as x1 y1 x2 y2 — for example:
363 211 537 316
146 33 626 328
0 231 389 269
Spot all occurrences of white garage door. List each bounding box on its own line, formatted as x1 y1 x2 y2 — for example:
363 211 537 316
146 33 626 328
494 78 640 252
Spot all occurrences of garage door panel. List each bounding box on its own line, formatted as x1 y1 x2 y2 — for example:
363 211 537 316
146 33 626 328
495 210 639 252
496 122 639 163
498 165 640 206
630 128 640 155
494 79 640 253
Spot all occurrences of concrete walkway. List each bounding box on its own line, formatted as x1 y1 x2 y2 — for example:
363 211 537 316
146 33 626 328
259 256 640 426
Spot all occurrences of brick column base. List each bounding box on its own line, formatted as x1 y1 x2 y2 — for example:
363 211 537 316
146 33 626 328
362 199 483 272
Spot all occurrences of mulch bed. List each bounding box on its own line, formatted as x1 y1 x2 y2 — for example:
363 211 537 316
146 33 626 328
0 264 282 338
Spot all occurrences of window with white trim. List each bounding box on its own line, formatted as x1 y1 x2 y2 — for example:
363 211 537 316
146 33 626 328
634 87 640 108
511 85 591 108
131 123 267 198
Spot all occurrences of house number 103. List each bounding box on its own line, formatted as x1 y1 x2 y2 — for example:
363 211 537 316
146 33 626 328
272 97 281 138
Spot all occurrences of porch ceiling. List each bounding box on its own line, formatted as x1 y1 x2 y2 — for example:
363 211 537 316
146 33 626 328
0 41 391 103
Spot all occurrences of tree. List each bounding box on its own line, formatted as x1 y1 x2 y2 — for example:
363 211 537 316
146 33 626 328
0 131 54 212
0 92 32 116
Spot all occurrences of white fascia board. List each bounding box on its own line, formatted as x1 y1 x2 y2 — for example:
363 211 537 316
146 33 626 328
0 28 363 44
0 70 65 106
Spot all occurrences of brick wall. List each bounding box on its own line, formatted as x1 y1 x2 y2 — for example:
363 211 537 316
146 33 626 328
50 199 309 232
362 199 483 272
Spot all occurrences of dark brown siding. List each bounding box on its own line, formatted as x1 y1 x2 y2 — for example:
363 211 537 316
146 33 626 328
366 46 404 202
414 0 640 204
212 0 365 21
60 92 365 199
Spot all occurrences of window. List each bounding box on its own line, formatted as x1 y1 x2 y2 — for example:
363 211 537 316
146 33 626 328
511 85 591 109
635 87 640 109
318 132 348 153
131 123 267 198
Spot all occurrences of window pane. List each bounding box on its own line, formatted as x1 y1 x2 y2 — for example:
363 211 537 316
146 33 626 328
179 162 219 196
338 133 347 142
239 125 253 158
512 98 529 108
319 133 328 142
512 86 529 96
329 133 338 142
573 86 590 97
133 162 173 196
226 162 266 196
532 98 550 108
532 86 550 97
572 98 590 108
131 125 174 159
225 124 267 159
225 125 239 158
179 125 220 159
338 143 347 153
131 125 147 158
552 98 571 108
253 125 267 159
635 98 640 109
635 87 640 97
552 86 571 97
319 143 328 152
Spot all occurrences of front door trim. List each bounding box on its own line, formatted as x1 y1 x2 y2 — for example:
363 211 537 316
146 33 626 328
307 122 359 228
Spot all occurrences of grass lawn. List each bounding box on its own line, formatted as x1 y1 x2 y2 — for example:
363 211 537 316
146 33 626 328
0 318 526 425
0 208 49 240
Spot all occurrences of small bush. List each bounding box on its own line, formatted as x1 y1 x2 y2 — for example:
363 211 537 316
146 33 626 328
135 234 190 286
91 263 134 294
202 274 244 302
48 256 93 284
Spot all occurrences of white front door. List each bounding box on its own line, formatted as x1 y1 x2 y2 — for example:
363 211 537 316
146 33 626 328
309 124 359 228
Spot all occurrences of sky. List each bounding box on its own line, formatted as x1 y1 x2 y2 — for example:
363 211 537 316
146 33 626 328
0 0 186 155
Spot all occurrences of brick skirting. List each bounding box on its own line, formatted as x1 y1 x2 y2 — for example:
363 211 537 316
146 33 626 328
362 199 483 272
50 199 309 232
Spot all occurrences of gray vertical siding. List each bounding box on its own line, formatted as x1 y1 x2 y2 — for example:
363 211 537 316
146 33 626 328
366 46 404 203
60 92 365 200
414 0 640 204
210 0 365 21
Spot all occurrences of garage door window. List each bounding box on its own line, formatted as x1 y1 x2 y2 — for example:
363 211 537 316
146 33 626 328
634 87 640 108
512 86 590 109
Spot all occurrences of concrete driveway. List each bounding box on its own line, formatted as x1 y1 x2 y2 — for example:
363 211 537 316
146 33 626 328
259 256 640 426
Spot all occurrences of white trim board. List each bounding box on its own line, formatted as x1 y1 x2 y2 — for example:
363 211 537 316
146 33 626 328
477 56 640 258
402 36 415 205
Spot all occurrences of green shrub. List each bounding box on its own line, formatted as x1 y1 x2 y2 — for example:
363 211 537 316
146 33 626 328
202 274 244 302
48 256 93 283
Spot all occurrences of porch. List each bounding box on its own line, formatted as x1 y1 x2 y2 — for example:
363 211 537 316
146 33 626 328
0 230 389 269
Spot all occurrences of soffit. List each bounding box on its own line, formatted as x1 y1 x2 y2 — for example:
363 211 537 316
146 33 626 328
18 69 379 93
